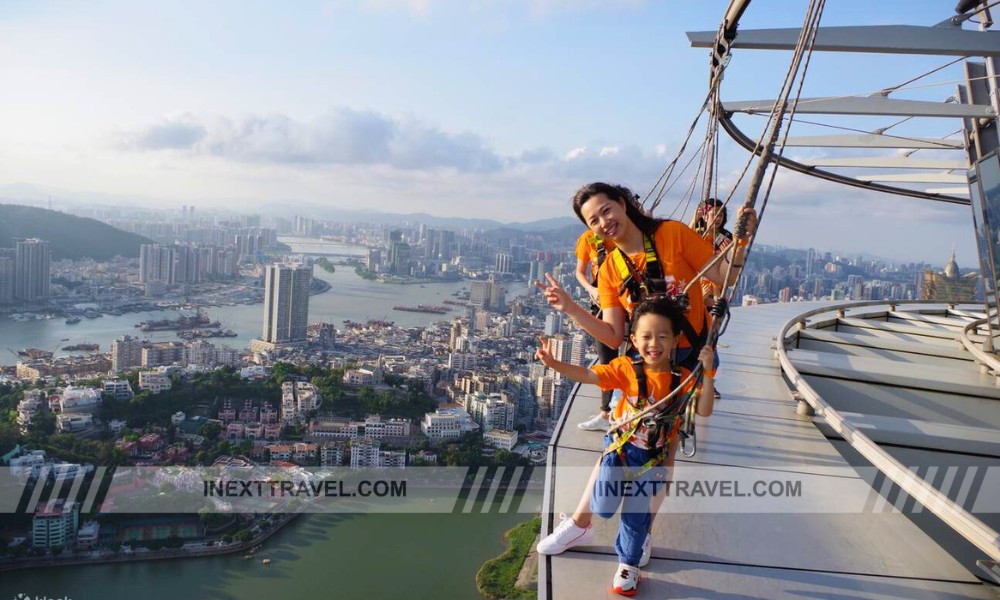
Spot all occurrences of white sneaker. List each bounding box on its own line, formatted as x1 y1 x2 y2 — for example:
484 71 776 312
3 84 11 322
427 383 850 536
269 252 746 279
638 534 651 567
578 413 610 431
611 563 640 596
536 513 593 555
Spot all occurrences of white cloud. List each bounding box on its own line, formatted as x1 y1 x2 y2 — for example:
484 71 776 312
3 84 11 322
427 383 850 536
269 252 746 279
564 146 587 160
120 109 501 173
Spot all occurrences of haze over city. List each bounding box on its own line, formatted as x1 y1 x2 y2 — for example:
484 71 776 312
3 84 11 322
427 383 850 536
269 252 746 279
0 0 981 263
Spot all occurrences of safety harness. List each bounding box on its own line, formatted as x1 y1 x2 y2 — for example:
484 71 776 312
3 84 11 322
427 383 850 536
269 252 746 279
600 356 698 479
587 234 608 316
609 231 708 372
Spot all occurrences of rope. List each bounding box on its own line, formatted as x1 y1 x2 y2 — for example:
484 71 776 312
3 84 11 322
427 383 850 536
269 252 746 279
748 0 826 277
645 93 714 215
611 0 829 438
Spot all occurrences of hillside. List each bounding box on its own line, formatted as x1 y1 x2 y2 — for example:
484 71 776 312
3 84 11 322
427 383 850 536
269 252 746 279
0 204 152 260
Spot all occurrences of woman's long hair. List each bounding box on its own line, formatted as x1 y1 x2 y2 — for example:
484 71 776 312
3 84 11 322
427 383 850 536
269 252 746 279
571 182 663 237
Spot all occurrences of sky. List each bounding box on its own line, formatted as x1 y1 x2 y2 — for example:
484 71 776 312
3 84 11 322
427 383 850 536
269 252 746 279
0 0 989 265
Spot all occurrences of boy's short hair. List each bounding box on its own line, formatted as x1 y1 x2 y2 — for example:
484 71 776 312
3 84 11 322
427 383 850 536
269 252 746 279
630 295 685 335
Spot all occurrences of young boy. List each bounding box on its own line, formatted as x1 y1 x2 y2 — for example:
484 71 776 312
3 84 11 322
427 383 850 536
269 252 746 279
535 296 716 596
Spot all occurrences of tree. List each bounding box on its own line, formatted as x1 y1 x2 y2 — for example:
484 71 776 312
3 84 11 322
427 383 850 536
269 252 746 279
51 545 64 556
198 422 222 441
27 411 56 440
234 529 252 543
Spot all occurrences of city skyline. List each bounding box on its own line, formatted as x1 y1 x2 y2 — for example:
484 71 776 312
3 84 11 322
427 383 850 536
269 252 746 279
0 1 982 264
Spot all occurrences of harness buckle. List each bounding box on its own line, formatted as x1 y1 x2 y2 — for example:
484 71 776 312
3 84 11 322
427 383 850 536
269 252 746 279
679 428 697 458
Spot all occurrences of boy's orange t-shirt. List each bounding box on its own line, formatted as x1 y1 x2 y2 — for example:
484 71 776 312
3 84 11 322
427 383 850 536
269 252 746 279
592 356 695 449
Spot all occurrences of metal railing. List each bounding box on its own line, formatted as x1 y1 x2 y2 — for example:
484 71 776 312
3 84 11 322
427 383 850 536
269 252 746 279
775 301 1000 563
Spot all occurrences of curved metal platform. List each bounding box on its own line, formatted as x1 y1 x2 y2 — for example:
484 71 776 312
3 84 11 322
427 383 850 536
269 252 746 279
539 302 998 599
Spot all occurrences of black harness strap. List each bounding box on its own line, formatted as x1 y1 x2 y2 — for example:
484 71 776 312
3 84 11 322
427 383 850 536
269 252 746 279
630 352 682 448
613 231 708 371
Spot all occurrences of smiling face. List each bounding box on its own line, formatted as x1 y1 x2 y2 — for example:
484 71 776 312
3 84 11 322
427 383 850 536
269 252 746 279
629 312 677 371
579 193 630 241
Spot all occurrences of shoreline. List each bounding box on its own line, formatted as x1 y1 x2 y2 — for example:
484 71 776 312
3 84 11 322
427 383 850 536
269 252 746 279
0 513 299 574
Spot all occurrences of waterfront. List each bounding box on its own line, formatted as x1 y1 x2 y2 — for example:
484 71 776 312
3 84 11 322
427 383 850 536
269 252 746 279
0 511 533 599
0 238 473 367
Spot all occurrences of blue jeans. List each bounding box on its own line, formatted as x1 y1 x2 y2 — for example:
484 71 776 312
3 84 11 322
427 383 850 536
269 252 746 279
590 435 669 567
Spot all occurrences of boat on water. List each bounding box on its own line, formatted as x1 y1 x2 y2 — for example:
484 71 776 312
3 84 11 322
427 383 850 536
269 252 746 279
392 304 450 314
177 328 238 340
17 348 53 360
62 343 99 352
65 317 81 325
261 558 271 565
136 308 218 331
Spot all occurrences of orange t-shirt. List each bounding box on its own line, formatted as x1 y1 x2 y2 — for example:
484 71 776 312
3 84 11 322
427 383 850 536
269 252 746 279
597 221 714 347
574 231 615 283
592 356 695 449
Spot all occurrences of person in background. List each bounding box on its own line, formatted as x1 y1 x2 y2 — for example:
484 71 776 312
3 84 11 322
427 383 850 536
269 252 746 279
573 230 618 431
690 197 734 309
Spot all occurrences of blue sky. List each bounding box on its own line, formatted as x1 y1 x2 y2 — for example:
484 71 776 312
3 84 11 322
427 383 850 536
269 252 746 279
0 0 986 264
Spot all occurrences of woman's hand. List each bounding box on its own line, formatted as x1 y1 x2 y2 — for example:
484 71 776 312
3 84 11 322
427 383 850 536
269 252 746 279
534 273 577 313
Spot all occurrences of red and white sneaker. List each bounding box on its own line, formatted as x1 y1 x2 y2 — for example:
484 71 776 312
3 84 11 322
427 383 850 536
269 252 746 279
611 563 640 596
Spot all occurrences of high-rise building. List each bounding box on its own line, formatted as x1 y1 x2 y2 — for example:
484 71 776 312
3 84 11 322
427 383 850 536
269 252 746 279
111 335 144 373
32 499 79 549
0 248 14 304
470 277 504 312
259 263 312 345
495 252 513 274
388 241 410 275
549 334 573 363
544 312 563 336
14 238 50 302
139 244 175 285
449 320 462 352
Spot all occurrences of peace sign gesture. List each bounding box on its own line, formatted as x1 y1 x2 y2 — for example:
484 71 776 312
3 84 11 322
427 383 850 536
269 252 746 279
535 335 556 367
534 273 577 314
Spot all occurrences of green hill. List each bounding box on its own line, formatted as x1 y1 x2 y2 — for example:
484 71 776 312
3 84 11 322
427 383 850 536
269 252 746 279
0 204 153 260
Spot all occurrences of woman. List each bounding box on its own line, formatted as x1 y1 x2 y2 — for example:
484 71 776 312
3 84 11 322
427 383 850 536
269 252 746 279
573 229 618 431
536 182 755 366
690 196 735 310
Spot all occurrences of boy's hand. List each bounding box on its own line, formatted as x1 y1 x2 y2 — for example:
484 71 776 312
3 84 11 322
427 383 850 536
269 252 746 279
699 346 715 372
535 336 556 367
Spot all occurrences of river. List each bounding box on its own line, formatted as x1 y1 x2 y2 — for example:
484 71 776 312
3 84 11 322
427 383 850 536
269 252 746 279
0 511 533 599
0 238 470 367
